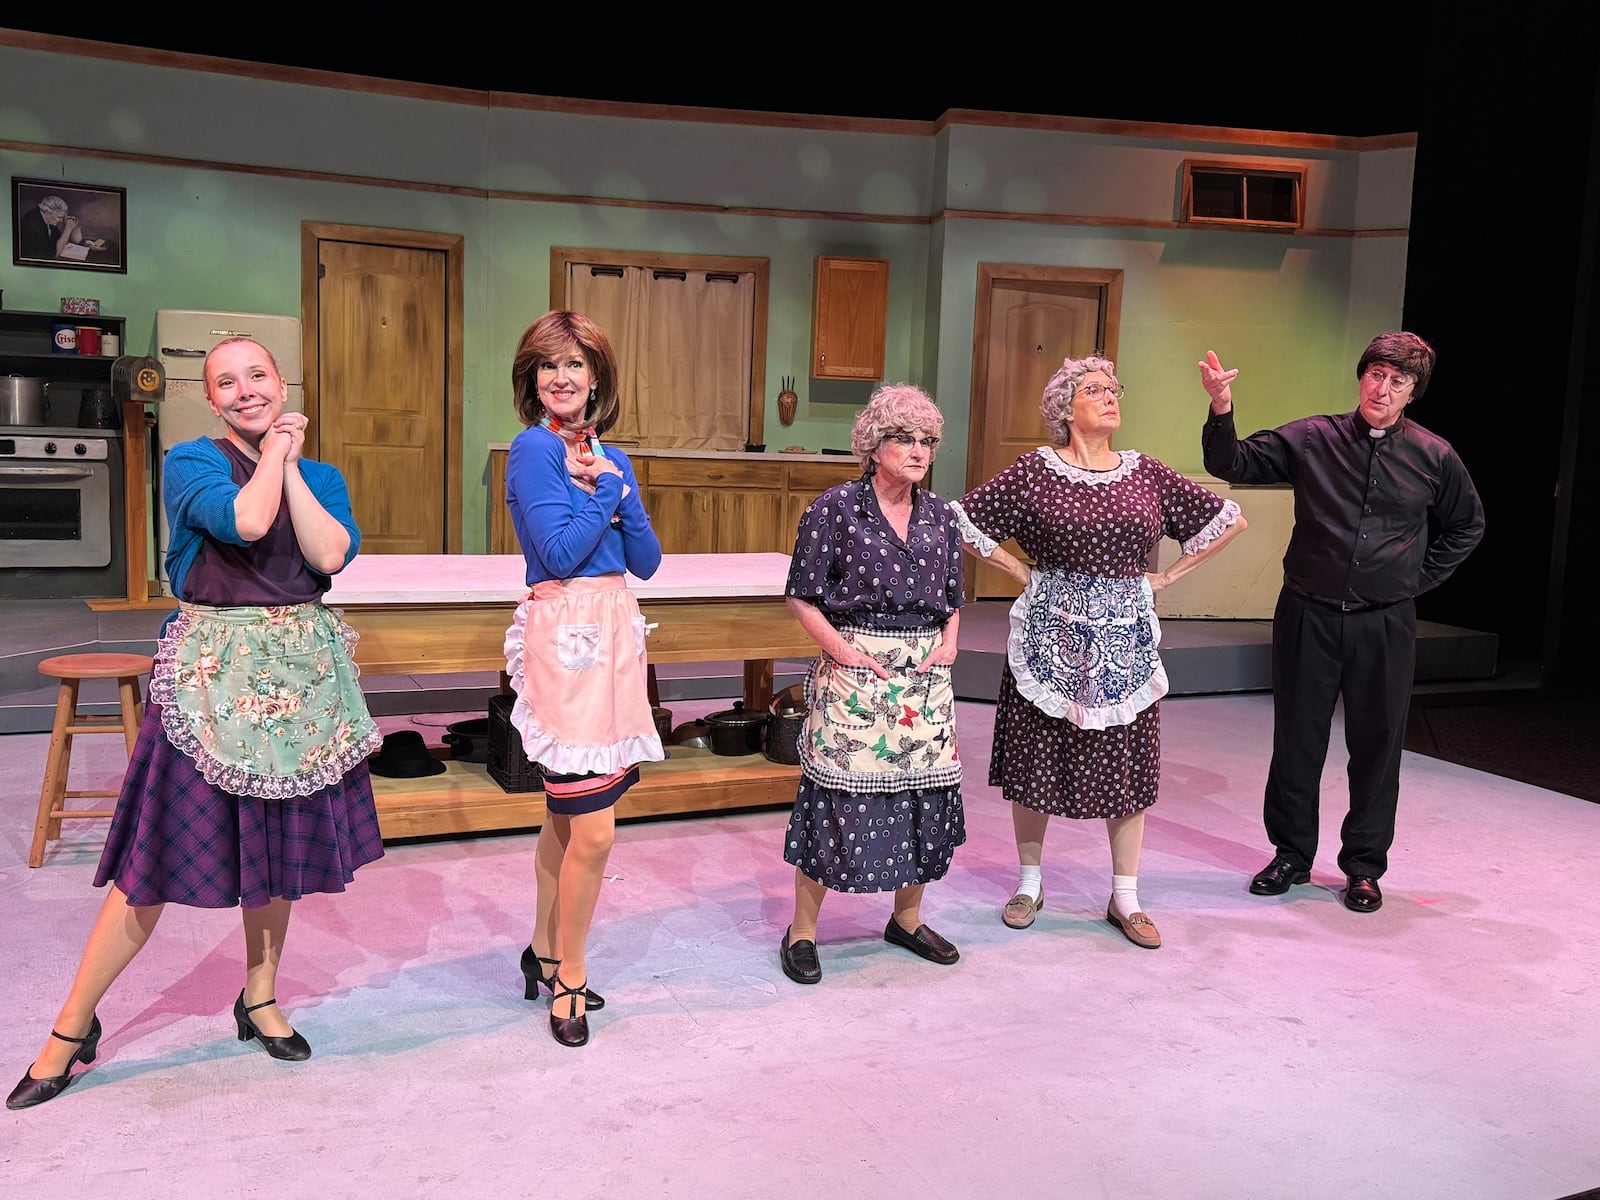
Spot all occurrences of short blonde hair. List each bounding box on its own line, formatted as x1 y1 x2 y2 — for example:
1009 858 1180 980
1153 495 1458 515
850 382 944 472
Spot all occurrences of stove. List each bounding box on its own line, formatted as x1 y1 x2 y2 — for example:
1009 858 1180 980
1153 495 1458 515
0 424 127 598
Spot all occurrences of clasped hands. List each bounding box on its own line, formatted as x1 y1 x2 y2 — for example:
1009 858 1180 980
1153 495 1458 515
567 452 630 499
261 413 310 463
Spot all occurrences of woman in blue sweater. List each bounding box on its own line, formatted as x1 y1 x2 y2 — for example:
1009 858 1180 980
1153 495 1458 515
503 310 663 1047
7 338 383 1110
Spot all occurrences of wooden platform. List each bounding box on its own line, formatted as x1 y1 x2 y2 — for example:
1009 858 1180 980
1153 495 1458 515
373 745 799 841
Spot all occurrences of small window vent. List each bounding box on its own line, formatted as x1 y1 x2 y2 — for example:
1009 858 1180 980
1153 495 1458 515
1180 160 1306 230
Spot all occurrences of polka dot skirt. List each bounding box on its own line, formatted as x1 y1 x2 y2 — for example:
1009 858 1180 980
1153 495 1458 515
784 778 965 893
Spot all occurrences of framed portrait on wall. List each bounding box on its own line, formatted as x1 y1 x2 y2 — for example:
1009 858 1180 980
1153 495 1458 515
11 177 128 273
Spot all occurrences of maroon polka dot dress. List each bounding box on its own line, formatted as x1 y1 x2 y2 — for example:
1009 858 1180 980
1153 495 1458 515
959 449 1239 819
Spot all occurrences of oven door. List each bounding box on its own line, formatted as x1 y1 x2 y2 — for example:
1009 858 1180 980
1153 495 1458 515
0 461 112 567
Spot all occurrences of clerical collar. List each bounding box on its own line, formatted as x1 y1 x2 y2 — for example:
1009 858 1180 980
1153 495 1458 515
1354 411 1398 440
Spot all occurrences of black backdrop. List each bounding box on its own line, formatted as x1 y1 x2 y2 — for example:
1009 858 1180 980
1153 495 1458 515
1401 5 1600 689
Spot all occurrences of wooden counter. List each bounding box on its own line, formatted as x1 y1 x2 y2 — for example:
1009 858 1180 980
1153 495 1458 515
326 553 813 839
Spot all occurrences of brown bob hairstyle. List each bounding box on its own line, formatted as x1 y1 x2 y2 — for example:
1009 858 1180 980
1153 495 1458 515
1357 331 1436 399
511 310 622 433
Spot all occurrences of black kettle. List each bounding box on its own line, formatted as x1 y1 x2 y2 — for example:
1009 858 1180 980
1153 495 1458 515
78 388 119 429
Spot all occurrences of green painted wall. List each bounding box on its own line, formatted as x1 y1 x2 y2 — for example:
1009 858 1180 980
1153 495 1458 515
2 41 1409 548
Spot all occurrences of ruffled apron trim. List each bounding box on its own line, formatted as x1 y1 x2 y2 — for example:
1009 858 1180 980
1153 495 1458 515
502 577 664 777
150 602 382 799
1006 570 1168 730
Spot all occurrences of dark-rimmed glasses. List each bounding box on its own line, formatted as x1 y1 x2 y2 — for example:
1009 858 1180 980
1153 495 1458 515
884 432 941 450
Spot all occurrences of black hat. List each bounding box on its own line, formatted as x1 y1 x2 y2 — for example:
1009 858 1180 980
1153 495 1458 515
369 729 447 778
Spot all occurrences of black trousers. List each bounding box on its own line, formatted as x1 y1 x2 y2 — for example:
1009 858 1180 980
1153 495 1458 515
1262 587 1416 878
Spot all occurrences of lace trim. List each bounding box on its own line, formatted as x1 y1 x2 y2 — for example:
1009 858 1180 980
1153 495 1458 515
1179 498 1243 556
1033 446 1142 484
948 500 997 556
150 606 382 799
1005 572 1167 730
502 601 661 777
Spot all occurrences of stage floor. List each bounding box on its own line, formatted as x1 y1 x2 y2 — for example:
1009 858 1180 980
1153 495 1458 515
1 691 1594 1199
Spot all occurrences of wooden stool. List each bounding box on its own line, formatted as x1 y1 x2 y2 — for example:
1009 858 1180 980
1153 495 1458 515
29 652 153 868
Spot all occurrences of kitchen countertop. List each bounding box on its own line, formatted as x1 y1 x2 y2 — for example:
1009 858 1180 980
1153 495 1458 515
324 552 794 605
486 441 851 463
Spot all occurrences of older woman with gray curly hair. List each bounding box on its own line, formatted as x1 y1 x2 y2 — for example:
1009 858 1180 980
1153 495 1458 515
953 355 1247 949
777 382 1013 984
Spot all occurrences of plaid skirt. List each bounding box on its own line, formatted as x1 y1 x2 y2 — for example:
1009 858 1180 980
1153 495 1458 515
94 700 385 909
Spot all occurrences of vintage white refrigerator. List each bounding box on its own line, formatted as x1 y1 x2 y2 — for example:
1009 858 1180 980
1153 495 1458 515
153 308 304 594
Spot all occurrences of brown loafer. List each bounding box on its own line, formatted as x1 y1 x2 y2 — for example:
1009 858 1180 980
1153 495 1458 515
1105 902 1161 949
1002 890 1044 929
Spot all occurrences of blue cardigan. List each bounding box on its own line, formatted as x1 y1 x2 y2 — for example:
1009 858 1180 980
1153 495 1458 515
162 437 361 601
505 425 661 584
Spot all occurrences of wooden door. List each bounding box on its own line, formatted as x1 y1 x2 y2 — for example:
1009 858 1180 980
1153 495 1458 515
965 265 1122 599
302 225 465 554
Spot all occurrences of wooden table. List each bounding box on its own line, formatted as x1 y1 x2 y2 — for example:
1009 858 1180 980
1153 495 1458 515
325 553 814 840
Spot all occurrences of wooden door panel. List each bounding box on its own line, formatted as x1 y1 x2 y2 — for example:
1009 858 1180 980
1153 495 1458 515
973 280 1106 598
649 487 716 554
716 490 786 553
318 240 447 553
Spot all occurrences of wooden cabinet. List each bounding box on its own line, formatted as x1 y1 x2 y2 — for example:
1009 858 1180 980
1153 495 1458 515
811 256 888 380
488 448 857 557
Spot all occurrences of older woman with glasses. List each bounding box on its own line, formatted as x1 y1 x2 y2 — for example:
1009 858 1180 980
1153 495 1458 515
777 382 1023 983
953 355 1247 949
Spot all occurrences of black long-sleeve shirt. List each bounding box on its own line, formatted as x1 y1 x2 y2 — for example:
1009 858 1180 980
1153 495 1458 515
1202 408 1484 608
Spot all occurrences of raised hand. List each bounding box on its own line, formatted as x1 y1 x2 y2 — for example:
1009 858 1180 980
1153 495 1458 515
1198 350 1238 411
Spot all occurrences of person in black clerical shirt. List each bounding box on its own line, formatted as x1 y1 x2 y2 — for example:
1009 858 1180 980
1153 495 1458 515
1197 332 1484 914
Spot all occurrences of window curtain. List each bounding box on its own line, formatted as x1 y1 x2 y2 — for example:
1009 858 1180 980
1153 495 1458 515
567 262 753 451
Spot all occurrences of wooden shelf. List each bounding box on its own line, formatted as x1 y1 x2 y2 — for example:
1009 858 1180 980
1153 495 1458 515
373 745 800 840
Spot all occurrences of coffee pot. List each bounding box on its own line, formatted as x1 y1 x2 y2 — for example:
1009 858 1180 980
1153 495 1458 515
78 387 119 429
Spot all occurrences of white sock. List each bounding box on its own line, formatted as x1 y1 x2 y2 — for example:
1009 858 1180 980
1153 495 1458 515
1014 865 1043 902
1112 874 1140 919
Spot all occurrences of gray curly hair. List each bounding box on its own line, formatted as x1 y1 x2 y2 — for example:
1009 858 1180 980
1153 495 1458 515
850 382 944 473
1040 355 1119 445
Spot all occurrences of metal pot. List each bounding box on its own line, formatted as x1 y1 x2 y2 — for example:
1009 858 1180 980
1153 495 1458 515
702 700 769 756
0 375 50 426
764 684 807 766
442 717 490 763
669 719 713 750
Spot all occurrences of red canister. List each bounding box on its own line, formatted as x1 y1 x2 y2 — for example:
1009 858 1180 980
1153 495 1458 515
76 326 102 356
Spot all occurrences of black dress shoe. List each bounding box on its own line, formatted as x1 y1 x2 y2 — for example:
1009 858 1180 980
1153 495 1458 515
518 945 606 1009
6 1014 101 1111
233 991 311 1062
1343 875 1383 913
780 926 822 985
1249 853 1312 896
548 973 590 1047
883 917 959 965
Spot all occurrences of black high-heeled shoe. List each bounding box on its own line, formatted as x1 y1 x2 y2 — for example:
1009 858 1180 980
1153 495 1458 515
548 973 591 1048
6 1014 102 1110
233 991 312 1062
518 945 605 1010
